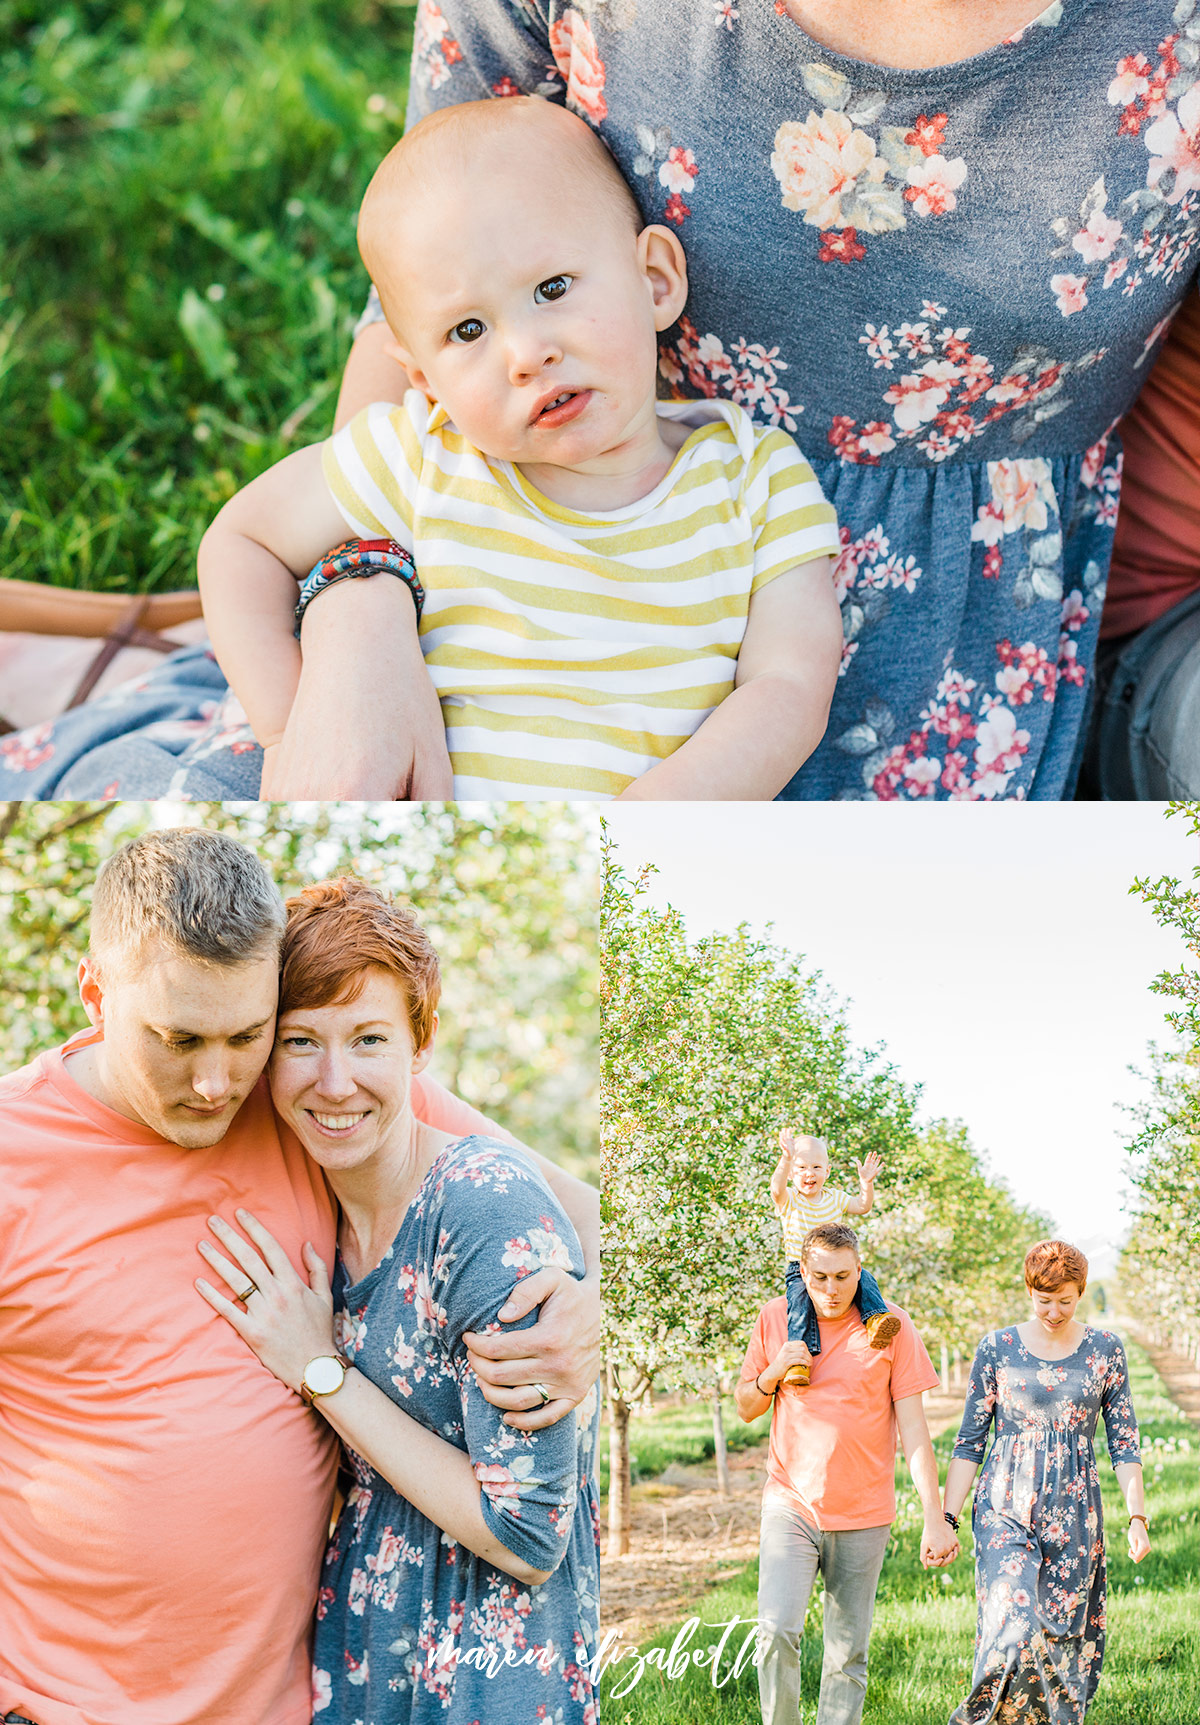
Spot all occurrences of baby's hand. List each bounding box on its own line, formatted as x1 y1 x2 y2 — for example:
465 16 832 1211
857 1151 883 1186
778 1126 795 1157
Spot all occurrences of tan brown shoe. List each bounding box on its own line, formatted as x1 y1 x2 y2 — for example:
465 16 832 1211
865 1311 902 1350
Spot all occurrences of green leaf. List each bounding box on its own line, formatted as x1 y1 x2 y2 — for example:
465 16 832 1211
178 287 236 385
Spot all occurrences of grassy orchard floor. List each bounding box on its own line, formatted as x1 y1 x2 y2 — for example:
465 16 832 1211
1 0 415 593
600 1344 1199 1725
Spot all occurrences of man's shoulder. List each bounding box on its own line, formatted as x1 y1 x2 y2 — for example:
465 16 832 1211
0 1043 58 1107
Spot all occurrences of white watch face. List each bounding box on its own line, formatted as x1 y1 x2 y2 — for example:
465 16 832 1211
304 1356 345 1397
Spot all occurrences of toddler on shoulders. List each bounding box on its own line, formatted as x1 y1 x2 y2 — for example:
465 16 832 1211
770 1126 900 1385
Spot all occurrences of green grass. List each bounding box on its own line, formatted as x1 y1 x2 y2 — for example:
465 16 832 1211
599 1397 774 1497
602 1343 1199 1724
0 0 414 592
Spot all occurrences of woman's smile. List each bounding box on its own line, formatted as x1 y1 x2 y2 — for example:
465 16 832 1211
308 1108 372 1136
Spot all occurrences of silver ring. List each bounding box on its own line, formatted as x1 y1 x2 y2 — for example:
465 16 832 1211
235 1281 258 1303
532 1382 551 1405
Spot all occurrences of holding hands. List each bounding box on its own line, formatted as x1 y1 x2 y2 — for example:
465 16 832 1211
921 1516 961 1569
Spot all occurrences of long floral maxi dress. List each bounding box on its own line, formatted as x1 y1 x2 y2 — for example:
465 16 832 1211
313 1136 601 1725
3 0 1200 799
948 1326 1141 1724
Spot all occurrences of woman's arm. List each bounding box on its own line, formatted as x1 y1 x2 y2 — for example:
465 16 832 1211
942 1455 980 1522
195 1213 570 1585
616 559 843 801
1115 1461 1151 1562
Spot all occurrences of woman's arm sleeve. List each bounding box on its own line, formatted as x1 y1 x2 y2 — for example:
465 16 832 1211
950 1334 998 1463
428 1146 593 1574
1100 1337 1143 1467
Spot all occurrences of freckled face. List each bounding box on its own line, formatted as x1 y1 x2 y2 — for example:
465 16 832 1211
82 941 279 1147
269 967 435 1174
1028 1281 1083 1332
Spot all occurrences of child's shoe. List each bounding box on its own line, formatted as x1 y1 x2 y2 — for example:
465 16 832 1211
782 1361 810 1386
865 1311 902 1350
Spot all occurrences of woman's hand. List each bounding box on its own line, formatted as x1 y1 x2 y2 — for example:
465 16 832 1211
921 1516 960 1569
464 1267 600 1433
195 1209 336 1394
1128 1518 1151 1563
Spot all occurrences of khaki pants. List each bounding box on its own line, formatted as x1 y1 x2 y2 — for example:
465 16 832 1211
756 1502 892 1725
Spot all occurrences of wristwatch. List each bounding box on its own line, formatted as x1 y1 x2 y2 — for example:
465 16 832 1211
300 1352 352 1407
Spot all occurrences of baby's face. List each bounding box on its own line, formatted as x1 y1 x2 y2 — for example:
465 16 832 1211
380 167 673 472
791 1140 829 1197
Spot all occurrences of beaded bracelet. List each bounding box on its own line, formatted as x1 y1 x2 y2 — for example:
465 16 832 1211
944 1509 960 1532
294 538 425 639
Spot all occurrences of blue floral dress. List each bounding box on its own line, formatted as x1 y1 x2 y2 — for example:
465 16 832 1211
948 1325 1141 1724
313 1136 600 1725
4 0 1200 799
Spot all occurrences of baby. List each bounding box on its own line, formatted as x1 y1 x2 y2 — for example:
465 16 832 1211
770 1127 899 1385
198 96 842 801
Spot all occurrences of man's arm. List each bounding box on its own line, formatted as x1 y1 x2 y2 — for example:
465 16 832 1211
894 1392 959 1568
616 558 843 801
734 1337 812 1421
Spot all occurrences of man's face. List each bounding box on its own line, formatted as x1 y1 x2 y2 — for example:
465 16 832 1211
79 938 279 1148
800 1246 861 1321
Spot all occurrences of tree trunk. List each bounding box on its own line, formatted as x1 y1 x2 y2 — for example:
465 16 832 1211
713 1388 730 1499
606 1362 633 1557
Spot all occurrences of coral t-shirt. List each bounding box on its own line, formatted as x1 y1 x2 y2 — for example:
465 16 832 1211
1106 290 1200 639
0 1030 500 1725
739 1296 939 1531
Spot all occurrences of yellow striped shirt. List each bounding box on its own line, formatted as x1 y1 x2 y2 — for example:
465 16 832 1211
776 1186 853 1262
323 391 839 799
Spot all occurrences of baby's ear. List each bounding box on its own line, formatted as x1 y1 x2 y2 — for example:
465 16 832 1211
638 224 689 332
384 338 428 395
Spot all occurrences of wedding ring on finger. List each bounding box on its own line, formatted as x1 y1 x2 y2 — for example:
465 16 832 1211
235 1281 258 1303
532 1382 551 1406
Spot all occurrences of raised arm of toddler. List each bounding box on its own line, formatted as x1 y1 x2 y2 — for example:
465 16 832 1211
770 1126 796 1211
842 1150 883 1217
198 442 451 799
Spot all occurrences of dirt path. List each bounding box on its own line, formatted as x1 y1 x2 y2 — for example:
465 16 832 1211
1123 1324 1200 1429
600 1386 968 1645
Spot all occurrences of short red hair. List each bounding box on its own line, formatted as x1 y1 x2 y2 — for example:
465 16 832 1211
279 878 440 1049
1024 1239 1088 1294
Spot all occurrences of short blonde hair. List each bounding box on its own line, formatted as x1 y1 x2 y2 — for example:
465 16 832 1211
90 829 285 975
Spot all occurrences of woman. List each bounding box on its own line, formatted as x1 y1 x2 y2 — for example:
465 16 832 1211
3 0 1197 800
194 878 600 1723
943 1239 1149 1724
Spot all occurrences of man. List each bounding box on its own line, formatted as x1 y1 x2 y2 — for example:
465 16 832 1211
735 1222 959 1725
0 828 599 1725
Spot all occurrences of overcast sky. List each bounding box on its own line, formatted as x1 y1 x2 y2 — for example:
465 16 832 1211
604 804 1199 1275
